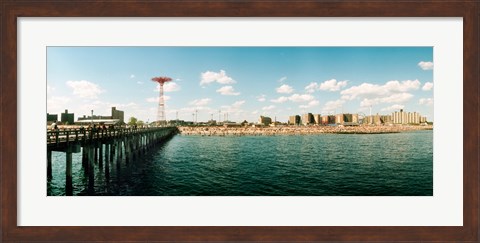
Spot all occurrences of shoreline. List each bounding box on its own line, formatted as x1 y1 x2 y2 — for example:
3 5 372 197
178 125 433 136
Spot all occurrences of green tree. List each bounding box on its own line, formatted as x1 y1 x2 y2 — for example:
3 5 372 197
128 117 137 126
137 120 144 127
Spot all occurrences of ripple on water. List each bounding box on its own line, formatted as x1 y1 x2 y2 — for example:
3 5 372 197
47 130 433 196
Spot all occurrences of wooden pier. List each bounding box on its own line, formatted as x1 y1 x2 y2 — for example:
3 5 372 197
47 126 179 195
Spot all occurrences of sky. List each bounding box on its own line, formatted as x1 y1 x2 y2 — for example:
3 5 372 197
47 47 433 123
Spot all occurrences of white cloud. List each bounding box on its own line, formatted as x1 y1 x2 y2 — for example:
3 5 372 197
383 80 421 92
190 98 211 106
278 76 287 83
288 94 314 102
146 97 158 103
305 79 347 93
137 81 144 85
340 79 420 100
111 102 139 109
299 100 320 109
418 61 434 70
153 82 181 92
164 82 181 92
381 104 405 112
257 94 266 102
262 105 276 111
216 86 240 96
66 80 105 99
276 84 294 94
200 70 236 86
305 82 318 93
321 99 345 113
47 96 71 113
359 93 414 107
422 82 433 91
77 101 110 117
251 110 259 115
341 83 385 100
319 79 348 91
232 100 245 107
271 96 289 103
419 98 434 106
130 74 135 78
271 94 314 103
220 100 246 114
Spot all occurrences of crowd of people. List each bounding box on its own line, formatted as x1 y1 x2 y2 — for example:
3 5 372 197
47 123 142 132
178 124 433 136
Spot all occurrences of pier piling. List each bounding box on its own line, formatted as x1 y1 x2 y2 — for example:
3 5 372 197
94 145 98 164
47 150 52 180
66 151 73 196
88 145 95 194
99 144 103 167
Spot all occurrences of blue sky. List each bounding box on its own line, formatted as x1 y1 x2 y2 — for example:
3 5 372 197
47 47 433 123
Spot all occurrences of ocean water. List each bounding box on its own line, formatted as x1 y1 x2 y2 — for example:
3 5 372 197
47 130 433 196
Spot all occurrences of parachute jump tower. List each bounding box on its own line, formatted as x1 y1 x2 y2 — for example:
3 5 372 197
151 76 172 126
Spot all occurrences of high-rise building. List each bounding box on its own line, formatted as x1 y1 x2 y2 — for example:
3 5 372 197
77 107 125 124
328 115 336 124
391 109 425 124
302 113 314 125
373 114 381 125
259 116 272 126
352 114 359 123
321 115 329 125
313 114 321 125
289 115 301 125
111 107 124 123
335 114 344 124
343 113 353 123
380 115 392 124
47 113 58 123
61 109 74 125
392 111 398 124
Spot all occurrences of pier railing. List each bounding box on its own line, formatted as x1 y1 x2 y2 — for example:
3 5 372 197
47 127 174 146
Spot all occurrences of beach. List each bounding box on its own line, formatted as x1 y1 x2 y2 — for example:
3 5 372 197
177 125 433 136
